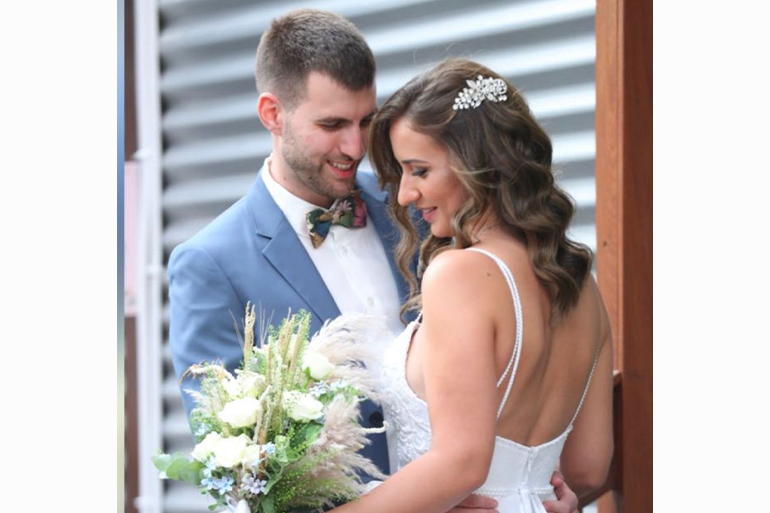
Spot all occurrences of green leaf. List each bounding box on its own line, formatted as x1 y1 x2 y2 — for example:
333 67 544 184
164 458 188 480
178 460 204 485
152 452 192 476
206 494 226 511
151 452 174 473
264 473 281 494
261 494 275 513
292 422 322 447
160 454 203 485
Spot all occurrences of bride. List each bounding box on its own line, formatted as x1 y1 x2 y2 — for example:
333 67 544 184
334 58 614 513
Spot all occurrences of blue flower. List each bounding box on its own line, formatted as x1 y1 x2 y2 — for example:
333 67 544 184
211 475 234 495
242 474 268 496
201 476 217 490
245 456 264 469
264 442 276 455
310 382 329 397
202 459 218 478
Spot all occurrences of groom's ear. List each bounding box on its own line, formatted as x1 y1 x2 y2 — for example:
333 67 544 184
257 93 283 135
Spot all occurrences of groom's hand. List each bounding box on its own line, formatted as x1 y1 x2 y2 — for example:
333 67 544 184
542 470 579 513
449 494 498 512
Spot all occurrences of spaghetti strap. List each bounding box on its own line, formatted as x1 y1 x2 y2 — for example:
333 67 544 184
466 248 523 419
569 342 601 427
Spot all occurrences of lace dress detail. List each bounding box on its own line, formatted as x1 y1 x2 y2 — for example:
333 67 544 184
379 316 433 465
378 248 600 513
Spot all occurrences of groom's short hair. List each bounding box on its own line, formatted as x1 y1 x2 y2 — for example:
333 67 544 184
255 9 376 110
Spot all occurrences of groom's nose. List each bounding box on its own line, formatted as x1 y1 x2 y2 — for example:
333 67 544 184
339 126 366 161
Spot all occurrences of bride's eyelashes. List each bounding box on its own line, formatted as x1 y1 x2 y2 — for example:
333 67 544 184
411 167 428 177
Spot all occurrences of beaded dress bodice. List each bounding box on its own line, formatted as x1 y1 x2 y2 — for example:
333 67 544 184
378 248 599 513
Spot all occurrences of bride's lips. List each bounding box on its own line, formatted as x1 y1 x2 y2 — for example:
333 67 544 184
327 160 357 179
421 207 437 222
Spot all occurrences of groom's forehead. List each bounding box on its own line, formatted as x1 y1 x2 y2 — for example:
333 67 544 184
303 72 375 103
293 78 377 122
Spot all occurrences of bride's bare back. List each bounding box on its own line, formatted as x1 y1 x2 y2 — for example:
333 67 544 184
406 237 613 492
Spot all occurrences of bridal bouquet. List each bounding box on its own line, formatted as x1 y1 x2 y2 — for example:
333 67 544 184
153 305 386 513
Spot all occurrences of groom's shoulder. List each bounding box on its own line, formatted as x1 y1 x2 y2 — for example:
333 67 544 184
356 167 387 199
168 192 255 270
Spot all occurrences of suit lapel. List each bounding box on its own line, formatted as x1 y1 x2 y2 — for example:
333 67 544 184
262 227 341 323
246 172 341 324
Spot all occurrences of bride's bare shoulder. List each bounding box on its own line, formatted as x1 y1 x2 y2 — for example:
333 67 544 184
422 249 499 297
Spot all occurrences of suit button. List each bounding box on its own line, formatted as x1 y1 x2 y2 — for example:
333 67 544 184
368 411 384 428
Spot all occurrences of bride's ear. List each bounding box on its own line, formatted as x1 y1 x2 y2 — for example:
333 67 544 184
258 93 283 135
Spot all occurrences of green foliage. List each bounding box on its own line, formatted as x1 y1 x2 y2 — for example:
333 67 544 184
199 366 224 398
259 494 275 513
266 324 278 344
288 422 323 459
189 409 224 442
294 310 311 346
249 347 268 374
151 452 174 473
269 448 356 512
152 452 203 485
271 435 291 466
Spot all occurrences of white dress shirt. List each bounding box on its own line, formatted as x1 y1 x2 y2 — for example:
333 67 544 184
261 158 404 338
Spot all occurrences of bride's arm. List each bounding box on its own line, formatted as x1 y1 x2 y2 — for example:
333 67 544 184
559 277 614 496
335 250 499 513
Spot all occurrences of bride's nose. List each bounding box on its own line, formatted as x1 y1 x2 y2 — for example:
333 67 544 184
397 175 420 206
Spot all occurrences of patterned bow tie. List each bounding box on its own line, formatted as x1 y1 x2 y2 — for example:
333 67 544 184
306 191 367 248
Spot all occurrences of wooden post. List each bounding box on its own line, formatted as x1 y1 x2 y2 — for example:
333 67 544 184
595 0 653 511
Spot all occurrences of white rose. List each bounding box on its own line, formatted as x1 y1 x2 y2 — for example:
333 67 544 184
241 374 261 398
302 350 335 380
223 374 262 399
283 391 324 422
241 444 263 466
191 432 222 461
213 434 251 468
218 397 261 428
223 377 241 398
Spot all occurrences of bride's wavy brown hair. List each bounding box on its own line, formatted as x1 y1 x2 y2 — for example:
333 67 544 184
368 58 592 323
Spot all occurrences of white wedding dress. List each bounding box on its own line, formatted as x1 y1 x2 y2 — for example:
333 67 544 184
379 248 599 513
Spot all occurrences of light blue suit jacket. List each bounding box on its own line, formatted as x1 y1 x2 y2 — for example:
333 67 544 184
168 168 411 476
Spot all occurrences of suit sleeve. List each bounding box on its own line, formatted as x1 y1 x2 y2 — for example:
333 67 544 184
168 245 245 422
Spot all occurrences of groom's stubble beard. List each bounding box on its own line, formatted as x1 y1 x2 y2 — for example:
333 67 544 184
281 121 359 203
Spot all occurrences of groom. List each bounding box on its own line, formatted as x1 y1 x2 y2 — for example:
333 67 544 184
168 8 578 513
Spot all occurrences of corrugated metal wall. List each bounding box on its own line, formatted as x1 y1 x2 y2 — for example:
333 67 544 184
156 1 596 510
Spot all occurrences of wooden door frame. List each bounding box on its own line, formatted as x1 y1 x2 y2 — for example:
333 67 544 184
595 0 652 511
